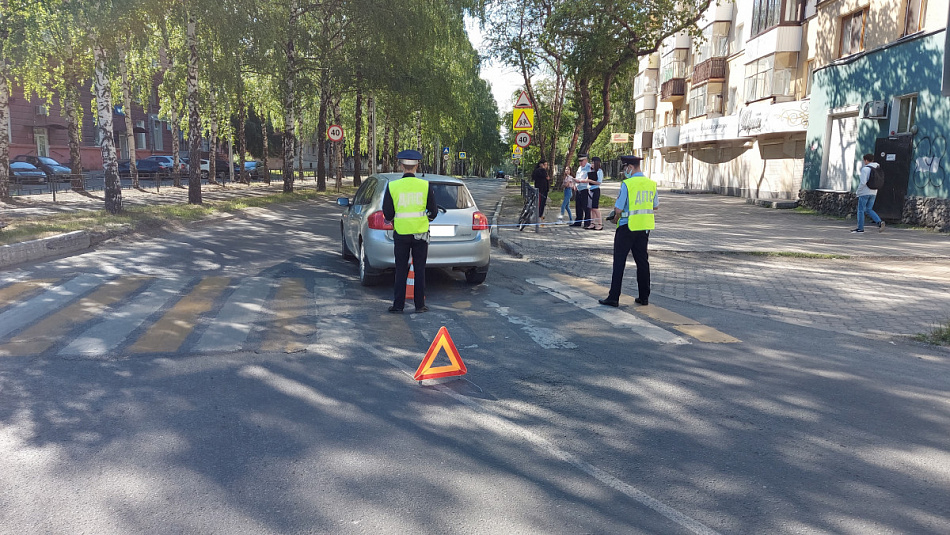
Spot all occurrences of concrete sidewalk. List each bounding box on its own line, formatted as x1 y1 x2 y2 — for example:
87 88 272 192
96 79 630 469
496 190 950 341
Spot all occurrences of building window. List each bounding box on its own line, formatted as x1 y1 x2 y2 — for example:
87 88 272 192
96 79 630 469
34 128 50 157
688 86 708 118
660 49 688 83
750 0 801 37
694 23 731 65
839 9 867 57
150 115 164 151
895 95 917 134
135 120 146 149
636 110 655 132
903 0 926 36
745 55 796 101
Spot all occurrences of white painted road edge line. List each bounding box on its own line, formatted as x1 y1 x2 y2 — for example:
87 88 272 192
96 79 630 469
362 342 721 535
526 277 690 345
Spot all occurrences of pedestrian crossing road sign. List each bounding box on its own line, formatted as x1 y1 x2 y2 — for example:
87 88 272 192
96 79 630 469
512 108 534 131
458 151 467 160
414 326 467 381
442 147 450 155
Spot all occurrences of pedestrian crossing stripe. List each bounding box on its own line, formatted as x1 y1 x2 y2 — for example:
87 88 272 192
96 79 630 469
127 276 230 354
414 326 467 381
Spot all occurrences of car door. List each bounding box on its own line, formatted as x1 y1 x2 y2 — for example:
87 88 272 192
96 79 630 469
345 177 378 248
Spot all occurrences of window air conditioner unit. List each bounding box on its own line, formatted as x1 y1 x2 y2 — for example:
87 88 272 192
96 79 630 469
34 105 49 116
863 100 888 119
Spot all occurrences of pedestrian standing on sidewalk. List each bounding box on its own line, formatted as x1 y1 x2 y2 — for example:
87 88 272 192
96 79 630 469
559 166 575 224
532 159 550 220
852 153 886 233
599 155 657 307
571 154 591 227
586 157 605 230
383 149 438 313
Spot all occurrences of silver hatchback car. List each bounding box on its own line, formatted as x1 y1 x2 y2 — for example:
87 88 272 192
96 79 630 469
337 173 491 286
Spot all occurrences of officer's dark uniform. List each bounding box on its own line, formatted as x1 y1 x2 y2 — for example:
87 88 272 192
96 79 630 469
382 150 437 313
599 155 657 307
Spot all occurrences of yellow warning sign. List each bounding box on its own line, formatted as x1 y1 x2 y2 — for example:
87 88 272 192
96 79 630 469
512 145 523 155
414 326 467 381
512 108 534 131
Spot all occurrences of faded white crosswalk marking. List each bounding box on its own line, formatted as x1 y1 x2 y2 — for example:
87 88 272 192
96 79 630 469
526 278 689 345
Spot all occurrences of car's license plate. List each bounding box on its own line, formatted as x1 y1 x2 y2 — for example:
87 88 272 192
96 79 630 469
429 225 456 237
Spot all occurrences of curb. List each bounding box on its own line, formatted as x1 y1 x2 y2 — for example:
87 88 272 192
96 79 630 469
0 212 237 270
0 231 93 269
490 198 522 258
744 198 800 209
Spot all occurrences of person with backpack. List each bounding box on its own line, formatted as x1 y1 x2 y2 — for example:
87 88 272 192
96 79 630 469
852 153 886 233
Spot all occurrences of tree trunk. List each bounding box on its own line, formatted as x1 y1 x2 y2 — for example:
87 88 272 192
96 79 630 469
0 63 9 200
316 86 327 191
63 52 84 189
208 92 218 185
93 42 122 214
561 117 582 189
353 86 362 187
237 82 248 183
260 112 269 184
367 93 376 176
392 126 399 172
382 111 390 173
171 107 182 187
282 2 298 194
186 14 202 204
118 43 138 188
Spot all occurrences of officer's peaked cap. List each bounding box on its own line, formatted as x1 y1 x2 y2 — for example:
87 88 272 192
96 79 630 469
397 149 423 165
620 155 643 166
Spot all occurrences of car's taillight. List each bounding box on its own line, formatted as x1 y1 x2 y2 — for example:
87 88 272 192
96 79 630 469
367 211 394 230
472 211 489 231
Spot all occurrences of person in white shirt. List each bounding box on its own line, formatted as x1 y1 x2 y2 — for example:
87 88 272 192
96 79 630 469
571 154 591 227
851 153 885 233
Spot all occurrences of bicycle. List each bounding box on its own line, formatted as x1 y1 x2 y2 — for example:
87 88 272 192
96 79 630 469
519 181 539 231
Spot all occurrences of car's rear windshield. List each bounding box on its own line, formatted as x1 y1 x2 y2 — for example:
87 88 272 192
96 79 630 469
431 183 475 209
38 157 60 165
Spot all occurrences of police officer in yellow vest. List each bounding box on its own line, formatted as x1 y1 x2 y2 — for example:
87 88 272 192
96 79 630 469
383 149 438 313
599 155 658 307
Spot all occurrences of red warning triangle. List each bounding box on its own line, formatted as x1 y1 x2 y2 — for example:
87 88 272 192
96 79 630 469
513 90 533 108
414 326 467 381
514 111 533 129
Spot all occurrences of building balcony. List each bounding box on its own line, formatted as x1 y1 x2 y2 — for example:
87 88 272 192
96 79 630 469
660 78 686 102
662 33 692 55
635 92 657 111
692 57 727 85
633 131 653 150
745 25 803 61
652 125 681 149
637 53 660 74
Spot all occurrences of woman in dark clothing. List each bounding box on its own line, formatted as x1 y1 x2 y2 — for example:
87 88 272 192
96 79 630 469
531 159 550 219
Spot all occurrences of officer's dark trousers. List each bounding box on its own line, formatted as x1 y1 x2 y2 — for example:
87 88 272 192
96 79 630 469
573 189 589 226
537 189 548 218
393 233 428 310
607 225 650 302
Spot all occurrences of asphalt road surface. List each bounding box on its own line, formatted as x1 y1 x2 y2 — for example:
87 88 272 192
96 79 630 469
0 178 947 534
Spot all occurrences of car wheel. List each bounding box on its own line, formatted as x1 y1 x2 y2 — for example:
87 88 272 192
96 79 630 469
200 170 209 180
341 225 355 260
465 267 488 284
359 241 382 286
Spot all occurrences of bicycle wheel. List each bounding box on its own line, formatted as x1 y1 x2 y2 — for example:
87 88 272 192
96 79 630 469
518 209 529 231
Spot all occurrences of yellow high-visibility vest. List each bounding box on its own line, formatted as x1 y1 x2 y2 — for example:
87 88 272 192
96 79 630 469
623 175 656 231
388 176 430 234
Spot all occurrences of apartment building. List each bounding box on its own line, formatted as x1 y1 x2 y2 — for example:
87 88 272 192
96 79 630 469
636 0 810 200
7 81 192 172
801 0 950 229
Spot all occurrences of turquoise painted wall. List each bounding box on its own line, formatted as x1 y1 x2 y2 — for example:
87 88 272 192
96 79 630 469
803 30 950 199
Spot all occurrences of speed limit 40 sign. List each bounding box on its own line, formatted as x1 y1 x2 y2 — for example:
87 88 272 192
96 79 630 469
327 124 344 142
514 132 531 148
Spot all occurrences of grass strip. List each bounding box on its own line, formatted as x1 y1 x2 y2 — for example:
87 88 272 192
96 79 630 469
743 251 851 259
0 187 353 246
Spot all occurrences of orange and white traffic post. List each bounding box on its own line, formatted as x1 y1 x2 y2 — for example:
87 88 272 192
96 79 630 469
406 258 415 300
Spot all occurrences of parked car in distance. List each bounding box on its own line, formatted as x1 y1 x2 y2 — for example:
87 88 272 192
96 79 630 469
200 159 238 180
243 160 262 180
10 161 48 184
148 155 186 173
495 170 506 179
117 156 171 178
14 155 72 182
336 173 490 286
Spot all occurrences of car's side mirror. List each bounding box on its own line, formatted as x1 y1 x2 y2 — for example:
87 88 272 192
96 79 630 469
337 197 351 207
